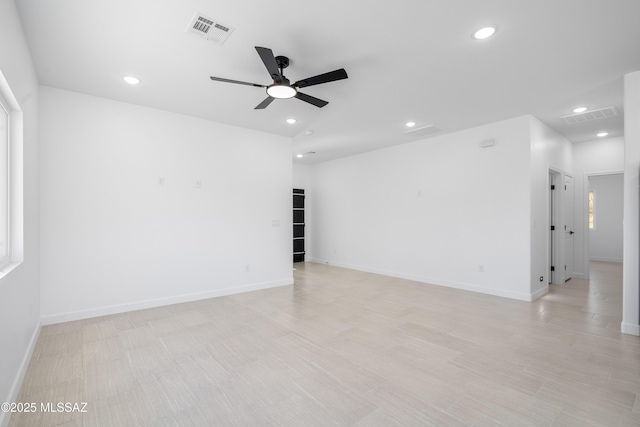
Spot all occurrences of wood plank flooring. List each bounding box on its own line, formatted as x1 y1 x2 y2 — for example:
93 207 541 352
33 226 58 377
8 261 640 426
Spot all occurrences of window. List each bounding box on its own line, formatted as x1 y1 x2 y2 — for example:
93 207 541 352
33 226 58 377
588 190 595 230
0 93 9 268
0 69 23 276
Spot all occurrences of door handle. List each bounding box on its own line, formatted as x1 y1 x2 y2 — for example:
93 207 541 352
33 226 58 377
569 230 575 235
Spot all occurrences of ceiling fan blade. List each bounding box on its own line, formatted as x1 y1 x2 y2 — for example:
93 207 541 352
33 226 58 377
255 96 276 110
294 68 348 88
210 76 266 88
295 92 328 108
255 46 283 83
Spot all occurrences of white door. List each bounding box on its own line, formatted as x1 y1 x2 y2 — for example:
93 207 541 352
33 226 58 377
549 171 559 284
564 174 574 282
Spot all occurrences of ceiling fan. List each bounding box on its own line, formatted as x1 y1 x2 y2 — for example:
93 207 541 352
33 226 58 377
209 46 348 109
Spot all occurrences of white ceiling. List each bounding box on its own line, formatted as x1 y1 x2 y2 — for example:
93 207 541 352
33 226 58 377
15 0 640 164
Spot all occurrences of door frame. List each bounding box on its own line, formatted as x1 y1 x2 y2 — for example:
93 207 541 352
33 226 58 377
564 173 575 282
581 170 624 280
549 168 573 285
549 169 562 284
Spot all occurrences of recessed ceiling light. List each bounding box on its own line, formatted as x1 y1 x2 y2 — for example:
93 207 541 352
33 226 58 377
123 76 140 85
286 118 297 124
296 154 303 158
405 121 416 128
573 106 588 113
473 26 497 40
597 132 609 138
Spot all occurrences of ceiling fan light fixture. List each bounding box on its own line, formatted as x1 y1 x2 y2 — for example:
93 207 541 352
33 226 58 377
209 47 347 109
267 84 297 99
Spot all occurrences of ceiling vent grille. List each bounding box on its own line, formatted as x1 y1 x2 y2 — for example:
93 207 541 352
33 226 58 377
560 106 618 125
186 13 234 45
403 124 444 138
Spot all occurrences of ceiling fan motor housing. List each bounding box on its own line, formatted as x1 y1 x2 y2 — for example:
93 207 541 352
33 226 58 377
275 55 290 69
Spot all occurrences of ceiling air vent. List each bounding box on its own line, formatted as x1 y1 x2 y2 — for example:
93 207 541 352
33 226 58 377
560 106 618 125
186 13 234 45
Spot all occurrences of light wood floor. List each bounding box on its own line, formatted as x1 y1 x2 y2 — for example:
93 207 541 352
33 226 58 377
9 261 640 426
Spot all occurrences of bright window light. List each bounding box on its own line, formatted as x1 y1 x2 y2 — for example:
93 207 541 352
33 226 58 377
589 190 595 229
0 70 24 276
0 95 9 266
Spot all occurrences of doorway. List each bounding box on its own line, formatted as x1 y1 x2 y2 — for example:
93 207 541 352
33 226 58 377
549 169 574 284
583 172 624 279
564 174 574 282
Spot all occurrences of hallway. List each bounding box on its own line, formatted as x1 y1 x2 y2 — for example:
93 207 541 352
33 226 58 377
544 261 624 332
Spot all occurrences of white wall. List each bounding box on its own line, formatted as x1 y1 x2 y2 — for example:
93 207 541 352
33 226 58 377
571 137 624 278
293 163 312 190
622 71 640 336
588 174 623 262
529 117 572 293
0 1 40 426
309 115 536 300
39 87 293 324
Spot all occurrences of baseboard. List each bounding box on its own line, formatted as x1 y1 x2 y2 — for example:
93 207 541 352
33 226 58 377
621 322 640 336
530 286 549 301
308 259 536 302
589 257 623 263
0 319 41 427
41 278 293 325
